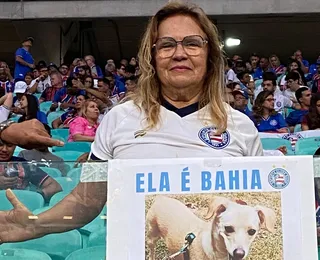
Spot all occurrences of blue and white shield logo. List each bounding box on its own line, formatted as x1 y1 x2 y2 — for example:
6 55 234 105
198 126 230 149
268 168 290 189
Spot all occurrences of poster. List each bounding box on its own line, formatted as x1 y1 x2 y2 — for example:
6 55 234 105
107 156 317 260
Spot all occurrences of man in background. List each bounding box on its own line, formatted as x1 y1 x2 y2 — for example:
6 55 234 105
14 37 35 80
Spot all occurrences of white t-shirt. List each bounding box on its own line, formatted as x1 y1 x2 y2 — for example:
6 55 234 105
225 69 239 84
29 76 51 93
91 101 263 161
283 86 305 103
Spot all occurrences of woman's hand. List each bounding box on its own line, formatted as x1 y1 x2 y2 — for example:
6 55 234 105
0 189 38 243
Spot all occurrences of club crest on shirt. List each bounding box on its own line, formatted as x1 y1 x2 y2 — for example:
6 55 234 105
269 119 278 126
198 126 230 149
276 101 282 107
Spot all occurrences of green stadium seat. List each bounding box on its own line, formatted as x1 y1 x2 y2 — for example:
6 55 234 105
39 167 62 178
49 192 69 207
294 124 302 133
51 129 69 142
0 248 51 260
295 137 320 155
47 111 64 128
34 93 42 99
67 168 82 180
0 230 82 260
13 146 24 157
52 142 91 153
0 190 44 211
87 229 107 248
54 177 79 192
260 138 293 155
33 206 52 215
80 206 106 236
65 246 105 260
39 102 52 114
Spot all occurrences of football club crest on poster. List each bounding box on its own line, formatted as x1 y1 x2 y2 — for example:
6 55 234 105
268 168 290 189
198 126 230 149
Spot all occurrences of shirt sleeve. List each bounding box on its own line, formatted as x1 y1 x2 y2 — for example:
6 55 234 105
15 48 24 58
69 117 86 136
0 106 10 122
277 114 288 128
29 167 50 188
283 96 293 108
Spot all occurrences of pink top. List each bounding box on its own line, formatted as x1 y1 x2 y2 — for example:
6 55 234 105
68 116 99 142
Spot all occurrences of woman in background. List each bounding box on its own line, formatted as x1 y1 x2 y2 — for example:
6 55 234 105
251 90 288 133
302 93 320 130
18 94 47 125
68 99 99 142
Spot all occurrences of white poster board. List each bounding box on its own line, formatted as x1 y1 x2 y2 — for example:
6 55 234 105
107 156 317 260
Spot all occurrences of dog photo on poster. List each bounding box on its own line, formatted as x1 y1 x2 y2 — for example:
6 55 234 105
145 192 282 260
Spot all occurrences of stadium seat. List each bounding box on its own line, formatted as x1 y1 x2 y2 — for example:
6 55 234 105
47 111 64 128
13 146 24 157
49 191 69 207
10 115 21 122
0 190 44 211
260 138 293 154
39 167 62 178
51 135 66 143
295 137 320 155
87 229 107 248
34 93 42 99
33 206 52 215
52 142 91 153
0 230 82 260
0 248 51 260
54 177 79 192
254 79 263 89
67 167 82 180
51 129 69 142
65 246 106 260
79 206 107 235
294 124 302 133
53 151 83 162
39 101 52 114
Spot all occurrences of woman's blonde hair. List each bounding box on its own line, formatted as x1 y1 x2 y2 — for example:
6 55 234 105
133 1 227 132
80 99 99 119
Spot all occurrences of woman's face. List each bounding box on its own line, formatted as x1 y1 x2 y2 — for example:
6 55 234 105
25 75 32 85
316 100 320 115
84 77 93 88
155 15 208 92
75 95 86 109
290 62 298 71
86 101 100 120
19 95 28 109
270 56 278 67
262 95 275 110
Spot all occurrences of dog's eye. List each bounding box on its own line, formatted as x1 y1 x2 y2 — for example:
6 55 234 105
225 226 235 233
248 229 256 236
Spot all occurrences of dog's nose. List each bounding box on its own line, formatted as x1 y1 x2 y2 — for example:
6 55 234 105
233 248 245 259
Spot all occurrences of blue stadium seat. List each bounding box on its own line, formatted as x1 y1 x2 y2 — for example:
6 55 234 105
0 230 82 260
67 168 82 180
260 138 293 155
39 167 62 178
49 192 69 207
51 129 69 142
295 137 320 155
53 151 83 162
47 111 64 128
0 248 52 260
52 142 91 153
54 177 79 192
0 190 44 211
39 102 52 114
65 246 106 260
87 229 107 248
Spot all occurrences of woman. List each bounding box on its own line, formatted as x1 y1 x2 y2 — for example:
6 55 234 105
302 93 320 130
251 90 288 133
269 54 286 76
67 99 99 142
18 94 48 125
0 2 263 244
52 94 86 129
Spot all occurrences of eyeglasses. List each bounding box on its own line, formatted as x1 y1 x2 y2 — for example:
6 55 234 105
153 35 208 58
265 98 275 102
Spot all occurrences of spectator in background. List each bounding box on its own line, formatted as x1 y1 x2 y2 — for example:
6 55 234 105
249 53 260 72
105 70 126 102
225 58 239 84
232 90 251 117
253 56 273 80
39 72 63 103
284 71 304 102
293 49 309 74
224 85 235 107
52 94 86 129
32 67 40 79
68 99 99 142
14 37 35 80
59 63 69 82
105 61 116 74
29 65 51 94
0 68 14 94
312 60 320 93
286 87 311 132
125 75 138 95
269 54 286 76
24 72 34 90
120 58 128 67
115 63 126 83
302 93 320 131
0 92 13 122
233 60 246 74
84 55 103 78
251 90 288 133
0 141 61 201
280 59 307 89
12 81 28 114
18 94 47 125
18 124 67 176
47 63 59 75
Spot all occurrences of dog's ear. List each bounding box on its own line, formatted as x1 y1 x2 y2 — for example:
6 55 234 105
255 206 276 233
204 196 229 220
